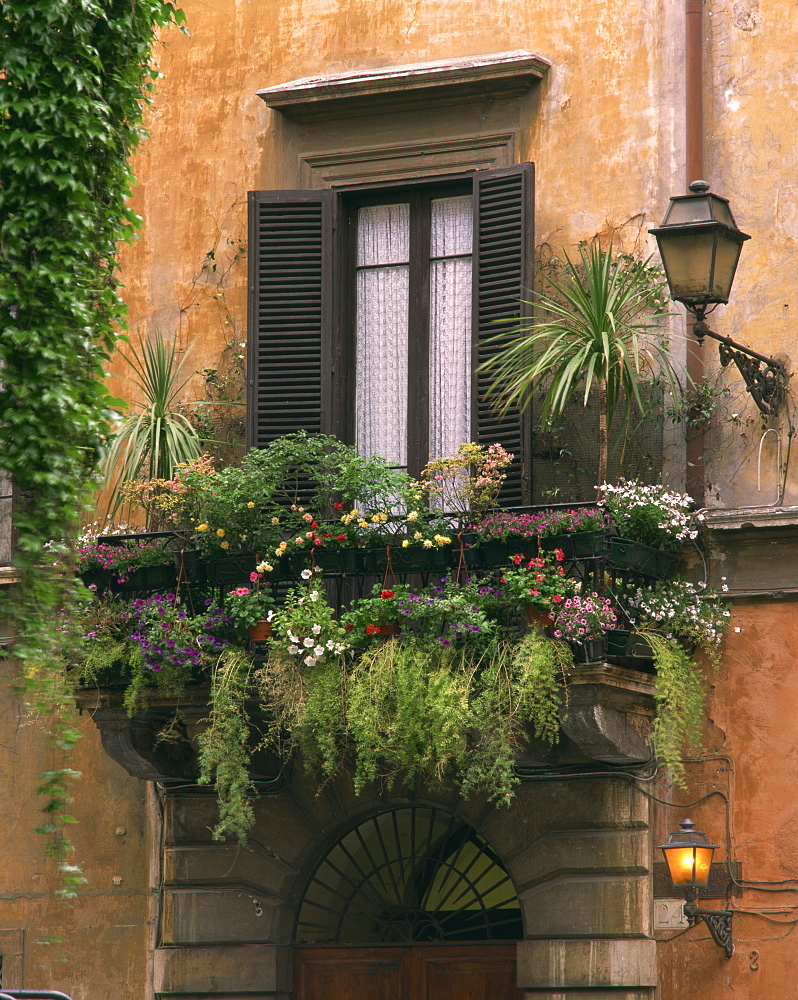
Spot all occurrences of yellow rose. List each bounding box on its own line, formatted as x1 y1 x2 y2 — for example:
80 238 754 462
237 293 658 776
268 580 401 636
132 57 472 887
422 539 434 549
271 516 280 525
401 539 410 548
216 528 226 537
247 501 255 508
220 540 230 549
407 511 418 521
197 523 208 532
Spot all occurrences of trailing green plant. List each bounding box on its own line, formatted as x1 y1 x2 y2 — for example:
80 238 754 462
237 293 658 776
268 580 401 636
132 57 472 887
481 241 684 484
346 640 474 793
104 331 202 521
643 632 707 787
197 648 257 843
1 0 186 891
462 633 573 803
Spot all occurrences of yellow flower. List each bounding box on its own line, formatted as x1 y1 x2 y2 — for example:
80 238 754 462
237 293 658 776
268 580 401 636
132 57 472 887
413 531 422 540
257 561 273 573
220 540 230 550
247 501 255 508
197 523 208 532
271 516 280 525
358 519 369 529
407 511 418 521
401 539 410 548
422 539 434 549
216 528 226 537
278 541 287 550
434 534 451 547
371 515 380 524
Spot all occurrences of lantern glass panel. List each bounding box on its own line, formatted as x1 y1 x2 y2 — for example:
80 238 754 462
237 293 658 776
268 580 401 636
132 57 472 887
657 230 718 304
663 844 715 888
711 231 744 300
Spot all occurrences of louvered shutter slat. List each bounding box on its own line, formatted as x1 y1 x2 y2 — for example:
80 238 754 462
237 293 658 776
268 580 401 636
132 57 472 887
247 191 333 449
472 163 535 505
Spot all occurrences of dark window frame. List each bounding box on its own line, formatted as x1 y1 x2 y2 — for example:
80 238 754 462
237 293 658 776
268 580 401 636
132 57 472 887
341 178 472 477
247 162 535 505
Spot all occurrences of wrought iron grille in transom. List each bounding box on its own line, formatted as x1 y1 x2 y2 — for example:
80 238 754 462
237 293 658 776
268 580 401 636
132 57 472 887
295 806 522 944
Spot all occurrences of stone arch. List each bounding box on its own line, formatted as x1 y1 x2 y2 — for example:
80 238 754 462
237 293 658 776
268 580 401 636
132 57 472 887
293 803 524 944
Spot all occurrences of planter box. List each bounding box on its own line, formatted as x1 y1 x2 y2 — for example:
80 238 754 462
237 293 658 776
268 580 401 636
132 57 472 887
540 530 607 560
314 547 363 575
466 537 534 570
607 537 678 579
569 635 607 663
202 552 257 587
605 629 654 668
110 563 178 593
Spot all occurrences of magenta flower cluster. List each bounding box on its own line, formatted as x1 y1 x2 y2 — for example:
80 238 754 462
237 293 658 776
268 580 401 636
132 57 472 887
469 507 611 542
551 593 617 642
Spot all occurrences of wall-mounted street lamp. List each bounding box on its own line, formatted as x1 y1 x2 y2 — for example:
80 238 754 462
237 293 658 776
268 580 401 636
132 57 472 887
650 180 787 415
659 818 734 958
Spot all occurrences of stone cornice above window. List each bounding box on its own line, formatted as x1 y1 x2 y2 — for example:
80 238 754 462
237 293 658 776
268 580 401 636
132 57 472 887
700 505 798 531
257 51 550 123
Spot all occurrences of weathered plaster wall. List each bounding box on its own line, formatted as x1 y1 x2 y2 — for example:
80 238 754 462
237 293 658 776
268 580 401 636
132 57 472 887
115 0 686 473
699 0 798 507
0 660 154 998
655 599 798 999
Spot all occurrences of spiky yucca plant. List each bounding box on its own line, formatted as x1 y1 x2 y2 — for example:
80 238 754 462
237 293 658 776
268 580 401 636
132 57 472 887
483 242 684 484
103 331 201 521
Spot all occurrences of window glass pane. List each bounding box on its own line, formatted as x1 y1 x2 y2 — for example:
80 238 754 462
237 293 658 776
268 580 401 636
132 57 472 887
429 196 472 460
356 204 409 467
357 203 410 266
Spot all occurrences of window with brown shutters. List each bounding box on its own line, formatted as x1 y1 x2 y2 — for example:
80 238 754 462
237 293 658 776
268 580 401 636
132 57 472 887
248 163 534 505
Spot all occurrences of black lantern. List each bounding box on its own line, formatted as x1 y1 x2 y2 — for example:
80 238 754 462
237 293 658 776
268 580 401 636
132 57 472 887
651 180 750 318
650 182 787 416
659 819 734 958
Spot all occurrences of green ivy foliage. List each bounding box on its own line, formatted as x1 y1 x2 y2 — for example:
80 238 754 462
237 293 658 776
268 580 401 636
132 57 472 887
0 0 185 892
0 0 186 569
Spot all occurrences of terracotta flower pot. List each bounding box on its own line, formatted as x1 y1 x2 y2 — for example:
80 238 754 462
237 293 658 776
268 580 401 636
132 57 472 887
248 620 273 642
525 606 551 631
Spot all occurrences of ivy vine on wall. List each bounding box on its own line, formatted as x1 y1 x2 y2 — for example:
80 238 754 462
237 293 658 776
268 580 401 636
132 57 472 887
0 0 186 895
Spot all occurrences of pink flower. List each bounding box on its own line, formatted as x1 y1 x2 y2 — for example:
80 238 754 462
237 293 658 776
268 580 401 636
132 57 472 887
250 572 259 582
231 587 249 596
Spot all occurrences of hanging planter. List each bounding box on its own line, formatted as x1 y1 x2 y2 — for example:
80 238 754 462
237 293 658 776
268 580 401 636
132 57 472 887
525 606 551 632
109 562 177 594
247 620 273 642
570 634 607 663
607 537 679 579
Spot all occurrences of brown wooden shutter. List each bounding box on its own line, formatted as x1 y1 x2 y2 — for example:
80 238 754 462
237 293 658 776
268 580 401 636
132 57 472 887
472 163 535 505
247 190 336 448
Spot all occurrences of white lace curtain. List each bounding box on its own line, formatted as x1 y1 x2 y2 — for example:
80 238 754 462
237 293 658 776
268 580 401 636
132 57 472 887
355 195 472 468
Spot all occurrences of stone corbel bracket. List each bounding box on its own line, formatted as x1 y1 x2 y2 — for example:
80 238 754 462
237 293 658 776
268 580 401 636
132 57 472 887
560 664 655 765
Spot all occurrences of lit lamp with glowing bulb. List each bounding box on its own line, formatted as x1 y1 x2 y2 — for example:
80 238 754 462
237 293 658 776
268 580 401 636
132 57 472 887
659 818 734 957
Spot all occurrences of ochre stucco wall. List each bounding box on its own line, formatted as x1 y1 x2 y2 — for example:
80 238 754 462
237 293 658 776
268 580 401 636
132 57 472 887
655 599 798 998
0 660 153 998
34 2 798 998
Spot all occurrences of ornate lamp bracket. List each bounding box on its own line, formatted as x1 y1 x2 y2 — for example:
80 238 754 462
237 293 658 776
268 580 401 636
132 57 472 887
694 318 787 416
683 890 734 958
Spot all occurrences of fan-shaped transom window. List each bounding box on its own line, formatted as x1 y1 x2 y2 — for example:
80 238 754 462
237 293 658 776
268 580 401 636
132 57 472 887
296 806 522 944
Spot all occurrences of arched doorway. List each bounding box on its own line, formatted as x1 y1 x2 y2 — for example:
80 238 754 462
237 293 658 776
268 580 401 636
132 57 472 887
294 805 523 1000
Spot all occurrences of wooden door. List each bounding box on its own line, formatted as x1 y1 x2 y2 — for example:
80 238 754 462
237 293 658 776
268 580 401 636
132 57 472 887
294 944 522 1000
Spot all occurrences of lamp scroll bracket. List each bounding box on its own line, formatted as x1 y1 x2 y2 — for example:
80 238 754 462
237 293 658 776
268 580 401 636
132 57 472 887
694 318 787 416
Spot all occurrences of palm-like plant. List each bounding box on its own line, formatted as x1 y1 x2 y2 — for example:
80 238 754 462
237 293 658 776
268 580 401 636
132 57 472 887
483 242 684 485
103 331 201 521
